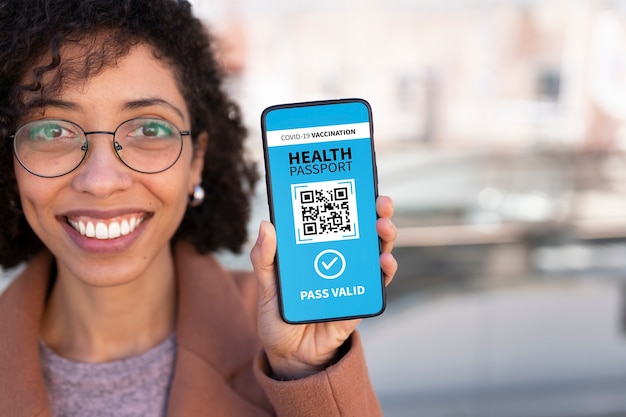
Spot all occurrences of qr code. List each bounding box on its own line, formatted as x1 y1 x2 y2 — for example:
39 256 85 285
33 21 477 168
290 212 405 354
291 179 359 244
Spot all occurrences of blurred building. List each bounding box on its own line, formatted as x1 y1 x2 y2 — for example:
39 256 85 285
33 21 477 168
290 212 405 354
194 0 626 152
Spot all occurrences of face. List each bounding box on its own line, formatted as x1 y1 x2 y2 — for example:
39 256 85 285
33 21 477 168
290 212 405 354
14 44 206 287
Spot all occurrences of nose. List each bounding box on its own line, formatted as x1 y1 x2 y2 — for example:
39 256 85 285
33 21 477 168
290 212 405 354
71 133 133 198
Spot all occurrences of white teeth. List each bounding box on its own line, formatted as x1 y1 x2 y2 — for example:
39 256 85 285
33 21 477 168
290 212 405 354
108 222 121 239
121 220 130 236
95 223 108 239
68 216 143 240
86 222 96 238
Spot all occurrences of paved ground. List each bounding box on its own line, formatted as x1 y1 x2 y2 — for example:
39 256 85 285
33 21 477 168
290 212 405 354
359 278 626 417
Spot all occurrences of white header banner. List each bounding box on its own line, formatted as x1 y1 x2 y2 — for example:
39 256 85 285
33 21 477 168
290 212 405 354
265 122 370 147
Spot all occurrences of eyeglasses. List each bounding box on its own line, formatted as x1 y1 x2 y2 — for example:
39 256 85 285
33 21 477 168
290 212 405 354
10 118 190 178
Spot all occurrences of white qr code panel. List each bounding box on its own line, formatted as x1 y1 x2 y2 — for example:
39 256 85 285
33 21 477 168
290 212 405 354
291 179 359 244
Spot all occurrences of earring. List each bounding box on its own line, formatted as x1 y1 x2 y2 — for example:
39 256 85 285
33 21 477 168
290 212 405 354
189 184 205 207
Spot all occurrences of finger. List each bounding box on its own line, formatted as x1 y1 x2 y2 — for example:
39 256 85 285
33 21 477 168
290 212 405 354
376 195 394 219
377 217 397 254
380 252 398 286
250 221 278 303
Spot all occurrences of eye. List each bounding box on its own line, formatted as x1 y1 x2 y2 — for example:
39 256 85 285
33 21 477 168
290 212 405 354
129 120 174 139
28 121 77 141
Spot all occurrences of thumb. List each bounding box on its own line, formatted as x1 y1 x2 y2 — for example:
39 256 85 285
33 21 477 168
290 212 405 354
250 220 278 302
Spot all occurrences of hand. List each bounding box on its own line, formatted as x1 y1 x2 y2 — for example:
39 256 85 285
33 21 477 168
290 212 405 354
250 195 398 379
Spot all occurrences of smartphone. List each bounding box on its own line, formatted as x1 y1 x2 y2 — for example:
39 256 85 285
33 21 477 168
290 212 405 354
261 98 385 324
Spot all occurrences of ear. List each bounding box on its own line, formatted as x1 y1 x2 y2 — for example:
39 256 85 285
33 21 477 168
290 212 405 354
188 131 208 193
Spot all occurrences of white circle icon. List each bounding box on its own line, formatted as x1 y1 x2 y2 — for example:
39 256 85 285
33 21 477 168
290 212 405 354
314 249 346 280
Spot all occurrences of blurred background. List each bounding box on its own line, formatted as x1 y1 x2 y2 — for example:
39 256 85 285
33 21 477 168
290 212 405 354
4 0 626 415
197 0 626 415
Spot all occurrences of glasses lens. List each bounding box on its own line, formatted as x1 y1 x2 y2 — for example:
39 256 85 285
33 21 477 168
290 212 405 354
13 120 86 177
114 118 183 173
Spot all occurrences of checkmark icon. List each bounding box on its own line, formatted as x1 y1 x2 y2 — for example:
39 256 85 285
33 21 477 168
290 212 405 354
321 256 339 270
314 249 346 280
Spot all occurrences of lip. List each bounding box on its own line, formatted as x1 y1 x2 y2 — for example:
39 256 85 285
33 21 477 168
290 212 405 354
59 209 152 254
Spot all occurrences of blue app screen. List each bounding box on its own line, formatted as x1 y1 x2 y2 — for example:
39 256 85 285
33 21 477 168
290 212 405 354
263 100 384 323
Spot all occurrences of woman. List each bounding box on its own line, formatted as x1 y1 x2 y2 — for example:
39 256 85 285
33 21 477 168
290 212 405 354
0 0 398 416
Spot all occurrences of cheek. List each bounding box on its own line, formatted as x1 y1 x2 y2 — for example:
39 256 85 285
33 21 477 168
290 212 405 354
177 141 200 193
153 178 189 208
150 159 194 209
14 168 63 234
15 165 48 209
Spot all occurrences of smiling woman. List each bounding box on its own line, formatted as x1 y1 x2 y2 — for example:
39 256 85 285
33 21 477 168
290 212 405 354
0 0 398 416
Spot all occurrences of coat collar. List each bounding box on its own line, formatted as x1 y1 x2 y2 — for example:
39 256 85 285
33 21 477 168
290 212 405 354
0 251 52 417
0 242 262 417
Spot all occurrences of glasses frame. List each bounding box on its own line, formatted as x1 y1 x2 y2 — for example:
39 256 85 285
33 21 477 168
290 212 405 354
10 117 191 178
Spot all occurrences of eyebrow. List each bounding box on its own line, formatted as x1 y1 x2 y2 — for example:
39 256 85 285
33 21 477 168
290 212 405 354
123 98 187 122
27 98 80 112
26 98 187 122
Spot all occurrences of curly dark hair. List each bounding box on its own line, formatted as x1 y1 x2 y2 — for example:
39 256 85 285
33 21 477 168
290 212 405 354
0 0 258 268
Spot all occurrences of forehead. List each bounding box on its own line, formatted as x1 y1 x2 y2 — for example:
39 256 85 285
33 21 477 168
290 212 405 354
22 41 188 121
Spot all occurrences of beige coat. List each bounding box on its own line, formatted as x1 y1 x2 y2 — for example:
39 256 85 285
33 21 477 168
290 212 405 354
0 241 382 417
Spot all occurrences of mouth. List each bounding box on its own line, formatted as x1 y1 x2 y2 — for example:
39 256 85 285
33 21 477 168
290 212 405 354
66 214 147 240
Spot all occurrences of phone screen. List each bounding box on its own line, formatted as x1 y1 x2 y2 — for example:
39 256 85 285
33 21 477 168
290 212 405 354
261 99 385 323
